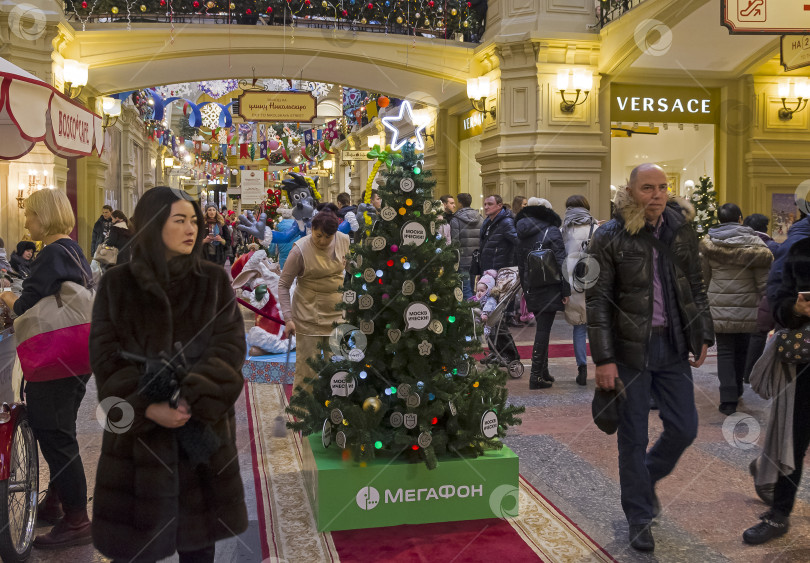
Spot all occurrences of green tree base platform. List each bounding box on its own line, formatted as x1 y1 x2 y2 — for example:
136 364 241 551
302 433 519 532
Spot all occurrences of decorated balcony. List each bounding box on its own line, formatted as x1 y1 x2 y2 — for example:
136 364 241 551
64 0 487 43
596 0 649 29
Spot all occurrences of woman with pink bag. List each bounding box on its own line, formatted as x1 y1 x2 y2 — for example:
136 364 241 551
0 188 93 550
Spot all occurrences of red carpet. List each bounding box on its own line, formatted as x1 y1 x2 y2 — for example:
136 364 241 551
332 518 542 562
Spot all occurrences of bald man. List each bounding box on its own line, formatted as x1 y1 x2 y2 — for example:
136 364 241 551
586 163 714 552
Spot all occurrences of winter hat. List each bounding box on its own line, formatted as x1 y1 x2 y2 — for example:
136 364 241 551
478 269 497 292
15 241 36 255
527 197 552 209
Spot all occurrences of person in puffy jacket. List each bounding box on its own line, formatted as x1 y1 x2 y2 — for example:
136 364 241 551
561 195 599 386
701 203 772 416
742 233 810 546
479 195 518 272
586 164 713 553
9 240 36 278
450 193 483 299
515 198 570 390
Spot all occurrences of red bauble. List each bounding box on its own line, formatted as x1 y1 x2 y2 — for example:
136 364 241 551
466 1 471 5
428 0 433 6
377 95 389 108
304 0 310 4
193 0 199 7
341 9 347 15
160 0 166 4
246 7 252 13
266 6 272 12
81 1 87 7
367 2 373 8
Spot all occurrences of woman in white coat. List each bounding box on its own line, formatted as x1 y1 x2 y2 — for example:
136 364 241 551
561 195 598 385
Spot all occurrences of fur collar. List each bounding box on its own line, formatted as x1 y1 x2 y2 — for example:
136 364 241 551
515 205 562 227
613 188 695 235
701 238 773 268
129 255 196 297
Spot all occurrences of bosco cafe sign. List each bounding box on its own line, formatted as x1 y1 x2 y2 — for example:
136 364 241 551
610 84 720 125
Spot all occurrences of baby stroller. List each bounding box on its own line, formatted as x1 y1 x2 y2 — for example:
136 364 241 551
480 267 525 379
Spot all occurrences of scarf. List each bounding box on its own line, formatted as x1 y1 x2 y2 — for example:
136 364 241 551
562 207 594 230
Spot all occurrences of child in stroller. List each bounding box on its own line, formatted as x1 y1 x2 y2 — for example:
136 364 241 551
471 268 525 379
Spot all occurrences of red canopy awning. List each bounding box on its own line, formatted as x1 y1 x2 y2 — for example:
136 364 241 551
0 57 104 160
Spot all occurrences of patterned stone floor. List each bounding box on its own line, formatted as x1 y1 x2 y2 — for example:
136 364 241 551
25 314 810 562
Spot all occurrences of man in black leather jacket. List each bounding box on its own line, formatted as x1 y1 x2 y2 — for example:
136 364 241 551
586 163 714 552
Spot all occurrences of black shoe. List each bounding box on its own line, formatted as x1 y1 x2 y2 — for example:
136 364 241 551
529 375 552 390
576 365 587 386
743 510 789 545
719 402 737 416
542 369 555 383
628 523 655 552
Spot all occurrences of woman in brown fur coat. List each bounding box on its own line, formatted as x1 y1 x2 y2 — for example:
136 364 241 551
89 187 247 562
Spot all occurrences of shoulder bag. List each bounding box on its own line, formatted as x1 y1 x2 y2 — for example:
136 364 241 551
774 323 810 364
524 229 562 292
14 245 95 382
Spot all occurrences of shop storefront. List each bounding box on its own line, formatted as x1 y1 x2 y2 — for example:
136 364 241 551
610 84 720 197
457 109 483 211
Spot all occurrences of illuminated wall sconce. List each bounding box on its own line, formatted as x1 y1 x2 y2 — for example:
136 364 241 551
466 77 496 119
778 78 810 120
63 59 89 99
323 159 334 170
164 157 175 168
367 134 381 148
101 96 122 129
557 68 593 112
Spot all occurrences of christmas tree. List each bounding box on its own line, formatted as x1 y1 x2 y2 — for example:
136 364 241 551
690 174 718 238
288 143 523 470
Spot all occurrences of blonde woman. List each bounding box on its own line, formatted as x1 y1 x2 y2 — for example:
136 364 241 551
0 188 93 549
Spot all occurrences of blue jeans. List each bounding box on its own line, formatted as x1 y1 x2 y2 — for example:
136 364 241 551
617 330 697 525
573 324 587 367
461 273 473 300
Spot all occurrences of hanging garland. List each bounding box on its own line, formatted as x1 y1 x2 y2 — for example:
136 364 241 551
64 0 484 39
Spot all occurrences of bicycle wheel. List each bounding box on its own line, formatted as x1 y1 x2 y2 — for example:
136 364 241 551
0 412 38 563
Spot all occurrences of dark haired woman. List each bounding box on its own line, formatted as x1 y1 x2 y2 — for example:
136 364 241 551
202 205 229 266
105 210 134 266
89 187 247 562
279 208 350 392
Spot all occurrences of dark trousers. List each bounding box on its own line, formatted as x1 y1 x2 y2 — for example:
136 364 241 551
113 545 215 563
531 312 557 376
617 331 698 525
773 363 810 517
25 374 90 512
744 330 769 382
716 332 750 403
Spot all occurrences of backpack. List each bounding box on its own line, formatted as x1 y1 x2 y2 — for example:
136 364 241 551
571 222 597 293
524 229 561 292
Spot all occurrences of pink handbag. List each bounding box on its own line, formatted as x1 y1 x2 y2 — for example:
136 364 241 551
14 245 94 382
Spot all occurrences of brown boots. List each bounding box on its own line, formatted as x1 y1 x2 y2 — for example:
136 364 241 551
36 484 64 525
33 484 92 550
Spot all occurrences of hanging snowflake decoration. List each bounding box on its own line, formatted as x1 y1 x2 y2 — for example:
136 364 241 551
199 80 240 99
154 83 196 100
200 103 223 129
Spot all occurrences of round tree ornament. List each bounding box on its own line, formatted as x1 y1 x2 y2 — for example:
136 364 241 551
481 410 499 438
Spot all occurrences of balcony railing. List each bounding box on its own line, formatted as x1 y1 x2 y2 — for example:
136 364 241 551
63 2 487 43
596 0 648 29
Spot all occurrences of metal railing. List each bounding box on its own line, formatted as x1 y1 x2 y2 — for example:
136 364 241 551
596 0 648 29
63 11 485 43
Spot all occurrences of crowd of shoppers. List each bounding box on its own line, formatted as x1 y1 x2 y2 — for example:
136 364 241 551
3 171 806 559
